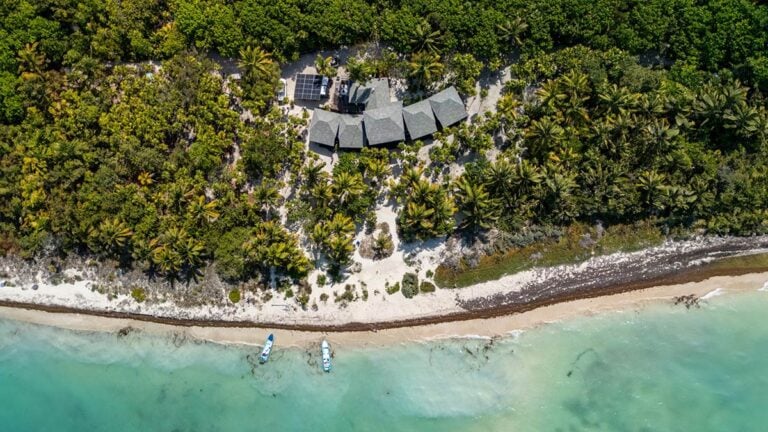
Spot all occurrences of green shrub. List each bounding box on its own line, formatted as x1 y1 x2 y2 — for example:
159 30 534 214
214 228 250 281
425 269 434 278
335 285 355 303
131 288 147 303
386 281 400 295
316 273 327 286
419 281 436 293
401 273 418 298
284 288 294 298
228 289 241 303
320 293 329 303
297 293 310 309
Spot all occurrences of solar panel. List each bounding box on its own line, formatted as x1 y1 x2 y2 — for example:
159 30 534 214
294 74 323 101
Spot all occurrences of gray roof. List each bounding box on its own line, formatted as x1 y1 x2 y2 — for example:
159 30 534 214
348 78 391 110
308 109 340 147
338 115 365 149
363 102 405 146
428 86 467 128
402 99 438 140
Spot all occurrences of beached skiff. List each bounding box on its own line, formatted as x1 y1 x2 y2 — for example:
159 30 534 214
321 340 331 372
260 334 274 364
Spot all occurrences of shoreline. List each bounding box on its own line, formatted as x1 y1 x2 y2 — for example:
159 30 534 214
0 251 765 333
1 236 767 336
1 270 766 349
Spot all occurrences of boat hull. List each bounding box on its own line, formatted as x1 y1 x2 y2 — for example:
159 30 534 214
321 340 331 372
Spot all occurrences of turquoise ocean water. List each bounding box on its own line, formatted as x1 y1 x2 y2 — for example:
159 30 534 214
2 291 768 431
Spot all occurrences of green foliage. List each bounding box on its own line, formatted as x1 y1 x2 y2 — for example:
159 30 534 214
228 289 241 303
131 288 147 303
449 53 483 97
419 281 436 293
2 0 768 297
454 176 500 232
408 51 444 91
238 46 280 112
372 231 394 259
316 273 327 286
334 285 355 303
385 281 400 295
401 272 418 298
392 168 455 241
435 223 664 288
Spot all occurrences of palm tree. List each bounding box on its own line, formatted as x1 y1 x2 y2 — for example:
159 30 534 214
252 183 281 220
541 169 578 223
310 182 334 214
178 238 205 269
560 70 590 100
302 161 327 189
663 185 697 217
138 172 154 187
411 179 439 208
636 170 667 213
536 80 566 112
188 196 220 225
454 177 499 231
637 93 667 117
525 117 565 159
238 46 274 81
408 51 444 90
598 84 639 116
314 54 337 78
331 172 365 207
263 242 291 268
514 159 543 198
401 202 436 236
310 223 331 248
410 21 443 54
641 118 679 157
158 227 188 249
151 244 182 277
91 218 133 256
325 235 354 267
17 42 45 80
372 231 394 259
326 213 355 237
401 167 423 189
692 86 725 128
497 94 522 139
723 103 761 138
485 157 516 201
497 17 528 48
364 157 390 185
719 80 748 109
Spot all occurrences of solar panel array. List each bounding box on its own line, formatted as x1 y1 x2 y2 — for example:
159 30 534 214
294 74 323 101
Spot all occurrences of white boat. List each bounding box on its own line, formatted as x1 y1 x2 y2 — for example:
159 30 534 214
260 334 274 364
321 340 331 372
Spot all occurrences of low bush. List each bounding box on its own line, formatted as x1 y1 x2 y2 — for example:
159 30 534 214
419 281 436 293
401 273 418 298
386 281 400 295
228 289 241 303
131 288 147 303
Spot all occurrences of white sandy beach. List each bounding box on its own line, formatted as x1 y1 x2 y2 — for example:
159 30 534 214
0 236 764 329
1 271 766 349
